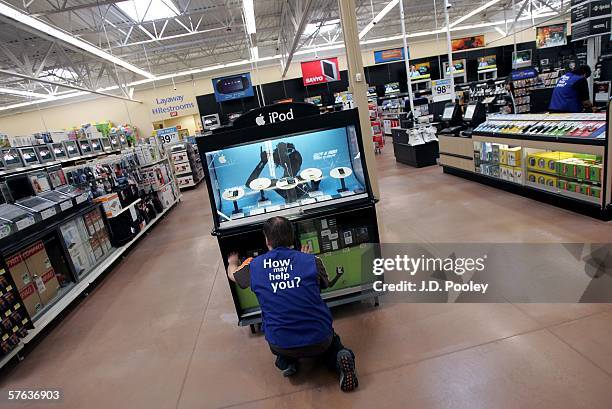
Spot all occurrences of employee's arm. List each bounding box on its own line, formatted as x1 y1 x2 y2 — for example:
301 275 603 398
575 78 595 112
227 253 252 288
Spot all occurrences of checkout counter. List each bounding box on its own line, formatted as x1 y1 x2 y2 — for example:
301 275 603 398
438 101 486 172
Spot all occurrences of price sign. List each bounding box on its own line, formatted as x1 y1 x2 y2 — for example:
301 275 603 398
431 79 453 102
156 127 179 145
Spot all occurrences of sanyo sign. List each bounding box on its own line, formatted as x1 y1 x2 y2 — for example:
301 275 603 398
255 108 295 126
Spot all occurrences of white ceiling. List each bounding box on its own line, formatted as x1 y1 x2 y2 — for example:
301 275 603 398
0 0 568 111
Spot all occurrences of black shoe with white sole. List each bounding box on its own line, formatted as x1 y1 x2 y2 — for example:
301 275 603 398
336 349 358 392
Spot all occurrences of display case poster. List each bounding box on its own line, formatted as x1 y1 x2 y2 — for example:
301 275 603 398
212 73 254 102
477 55 497 71
409 62 431 80
301 57 340 86
451 35 485 51
536 23 567 48
374 48 406 64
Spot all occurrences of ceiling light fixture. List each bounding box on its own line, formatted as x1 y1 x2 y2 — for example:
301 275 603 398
116 0 179 23
0 87 52 99
449 0 501 28
0 2 155 79
359 0 399 39
243 0 256 34
0 10 560 112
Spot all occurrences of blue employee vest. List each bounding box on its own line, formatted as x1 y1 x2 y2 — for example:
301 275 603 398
549 72 583 113
250 247 333 349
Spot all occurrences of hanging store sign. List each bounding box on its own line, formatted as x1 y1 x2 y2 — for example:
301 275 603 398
151 95 197 119
571 0 611 41
212 73 255 102
374 48 407 64
431 79 453 102
536 23 568 48
451 35 485 51
300 58 340 86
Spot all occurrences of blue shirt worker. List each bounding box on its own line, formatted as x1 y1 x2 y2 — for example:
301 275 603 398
226 216 358 392
549 65 593 113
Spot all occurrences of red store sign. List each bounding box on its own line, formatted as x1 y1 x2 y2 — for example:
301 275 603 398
300 57 340 86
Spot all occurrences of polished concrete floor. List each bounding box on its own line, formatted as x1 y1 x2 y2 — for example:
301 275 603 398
2 146 612 409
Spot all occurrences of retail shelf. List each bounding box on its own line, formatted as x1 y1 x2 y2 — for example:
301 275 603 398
0 342 24 369
108 198 142 218
138 157 169 168
175 171 193 177
21 197 180 345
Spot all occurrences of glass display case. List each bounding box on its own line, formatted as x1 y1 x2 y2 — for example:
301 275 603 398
1 148 23 169
48 143 67 161
204 115 370 229
34 145 55 164
198 107 380 327
439 112 612 219
63 141 80 158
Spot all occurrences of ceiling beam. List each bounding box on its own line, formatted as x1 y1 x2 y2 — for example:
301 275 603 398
0 69 142 102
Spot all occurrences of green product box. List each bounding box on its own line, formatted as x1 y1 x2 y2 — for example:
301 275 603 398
580 184 590 196
575 163 588 180
589 165 602 182
591 186 601 198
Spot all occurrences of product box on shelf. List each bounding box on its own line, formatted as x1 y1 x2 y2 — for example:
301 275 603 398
171 151 188 163
527 152 573 174
527 171 557 188
21 241 60 305
17 283 43 318
506 147 522 167
178 175 195 187
158 185 175 208
174 162 192 174
5 254 32 290
94 193 122 217
513 167 524 184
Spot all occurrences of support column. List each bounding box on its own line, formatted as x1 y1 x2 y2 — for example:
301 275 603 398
586 37 600 101
338 0 380 199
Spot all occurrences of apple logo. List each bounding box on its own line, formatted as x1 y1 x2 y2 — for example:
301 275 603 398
255 114 265 126
218 155 227 164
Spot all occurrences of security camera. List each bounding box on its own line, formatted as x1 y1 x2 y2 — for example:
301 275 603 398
446 2 452 9
373 21 377 25
173 85 177 91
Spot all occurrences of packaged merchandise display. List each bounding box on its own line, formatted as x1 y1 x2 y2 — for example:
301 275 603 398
169 142 204 189
0 267 31 357
474 143 603 203
475 113 607 140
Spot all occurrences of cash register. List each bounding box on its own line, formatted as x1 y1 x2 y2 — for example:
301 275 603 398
439 103 464 136
459 101 486 137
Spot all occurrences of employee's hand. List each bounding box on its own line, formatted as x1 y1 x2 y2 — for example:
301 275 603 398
301 243 313 254
227 252 240 267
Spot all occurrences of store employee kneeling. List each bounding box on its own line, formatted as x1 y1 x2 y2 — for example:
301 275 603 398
549 65 593 113
226 216 358 392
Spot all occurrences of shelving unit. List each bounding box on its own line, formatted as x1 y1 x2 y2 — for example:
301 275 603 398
441 112 611 219
168 142 204 189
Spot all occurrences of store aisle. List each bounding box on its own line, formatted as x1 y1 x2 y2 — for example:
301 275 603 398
2 151 612 409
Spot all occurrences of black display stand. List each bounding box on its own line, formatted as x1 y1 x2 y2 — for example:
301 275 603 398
391 128 439 167
196 106 381 329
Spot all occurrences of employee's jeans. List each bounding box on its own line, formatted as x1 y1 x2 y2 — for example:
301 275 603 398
269 331 353 371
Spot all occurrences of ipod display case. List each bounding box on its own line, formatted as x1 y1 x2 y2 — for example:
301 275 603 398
203 114 370 229
198 107 380 328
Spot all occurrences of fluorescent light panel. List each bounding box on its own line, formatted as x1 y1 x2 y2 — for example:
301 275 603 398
0 87 52 99
449 0 501 28
0 2 154 78
116 0 179 22
0 11 560 112
243 0 256 34
359 0 399 39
